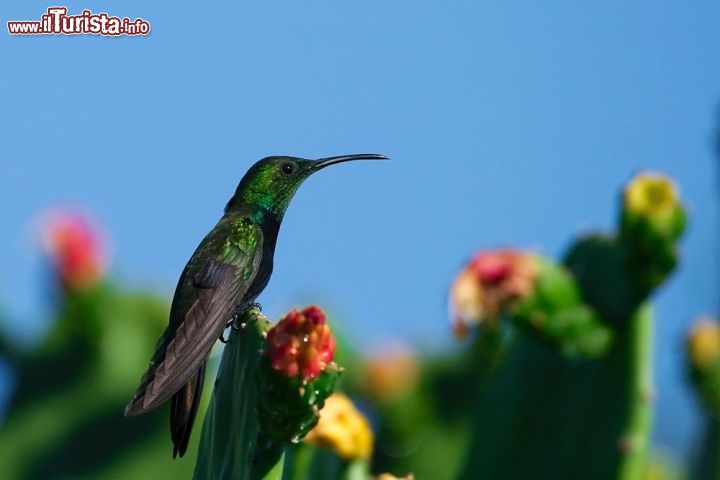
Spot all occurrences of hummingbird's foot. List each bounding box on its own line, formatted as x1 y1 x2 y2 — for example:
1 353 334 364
219 314 244 343
219 303 266 340
235 302 262 315
226 315 242 332
226 302 263 331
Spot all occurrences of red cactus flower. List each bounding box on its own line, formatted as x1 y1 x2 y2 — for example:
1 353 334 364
450 249 539 337
40 209 106 290
468 250 538 298
266 306 336 382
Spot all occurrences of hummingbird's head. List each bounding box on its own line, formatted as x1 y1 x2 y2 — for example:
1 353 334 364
226 154 388 219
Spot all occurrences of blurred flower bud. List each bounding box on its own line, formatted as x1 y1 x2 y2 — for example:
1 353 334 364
375 474 415 480
39 209 107 291
469 250 538 299
624 173 678 220
304 393 374 460
358 343 420 403
449 250 539 337
620 172 686 294
688 319 720 371
687 318 720 418
266 306 336 381
621 172 686 248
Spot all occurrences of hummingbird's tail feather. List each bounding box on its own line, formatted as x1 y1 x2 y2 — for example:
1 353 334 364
171 361 206 458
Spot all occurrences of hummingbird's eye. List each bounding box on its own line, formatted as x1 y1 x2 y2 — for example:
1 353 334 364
281 163 295 175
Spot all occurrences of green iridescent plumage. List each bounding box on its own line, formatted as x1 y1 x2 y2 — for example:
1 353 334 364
124 154 387 458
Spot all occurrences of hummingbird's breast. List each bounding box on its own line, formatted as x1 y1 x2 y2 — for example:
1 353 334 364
241 212 281 304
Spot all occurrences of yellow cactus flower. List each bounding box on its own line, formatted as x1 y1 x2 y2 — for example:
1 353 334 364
304 393 373 460
688 319 720 369
624 172 679 219
375 474 415 480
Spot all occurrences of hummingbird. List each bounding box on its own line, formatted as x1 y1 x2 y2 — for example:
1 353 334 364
124 153 388 458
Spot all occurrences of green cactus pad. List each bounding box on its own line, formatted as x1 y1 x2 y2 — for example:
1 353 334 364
256 358 342 445
512 258 613 357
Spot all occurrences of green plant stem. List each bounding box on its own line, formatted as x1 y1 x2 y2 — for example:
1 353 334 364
710 419 720 480
458 304 655 479
618 303 653 480
690 411 720 479
283 444 371 480
712 418 720 480
194 308 284 480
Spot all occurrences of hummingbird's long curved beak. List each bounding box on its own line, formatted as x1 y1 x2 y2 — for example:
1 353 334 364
312 153 389 170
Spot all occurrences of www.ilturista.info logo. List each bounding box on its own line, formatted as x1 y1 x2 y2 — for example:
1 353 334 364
8 7 150 36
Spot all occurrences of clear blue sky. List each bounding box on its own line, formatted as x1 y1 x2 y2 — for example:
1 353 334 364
1 1 719 458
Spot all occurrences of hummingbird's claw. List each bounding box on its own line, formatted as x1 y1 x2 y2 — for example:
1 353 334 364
235 302 262 314
219 315 242 342
225 303 263 331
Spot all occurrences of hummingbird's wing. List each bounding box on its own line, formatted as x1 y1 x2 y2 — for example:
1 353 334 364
124 225 264 417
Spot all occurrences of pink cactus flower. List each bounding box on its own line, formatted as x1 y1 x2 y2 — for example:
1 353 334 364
40 209 107 290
